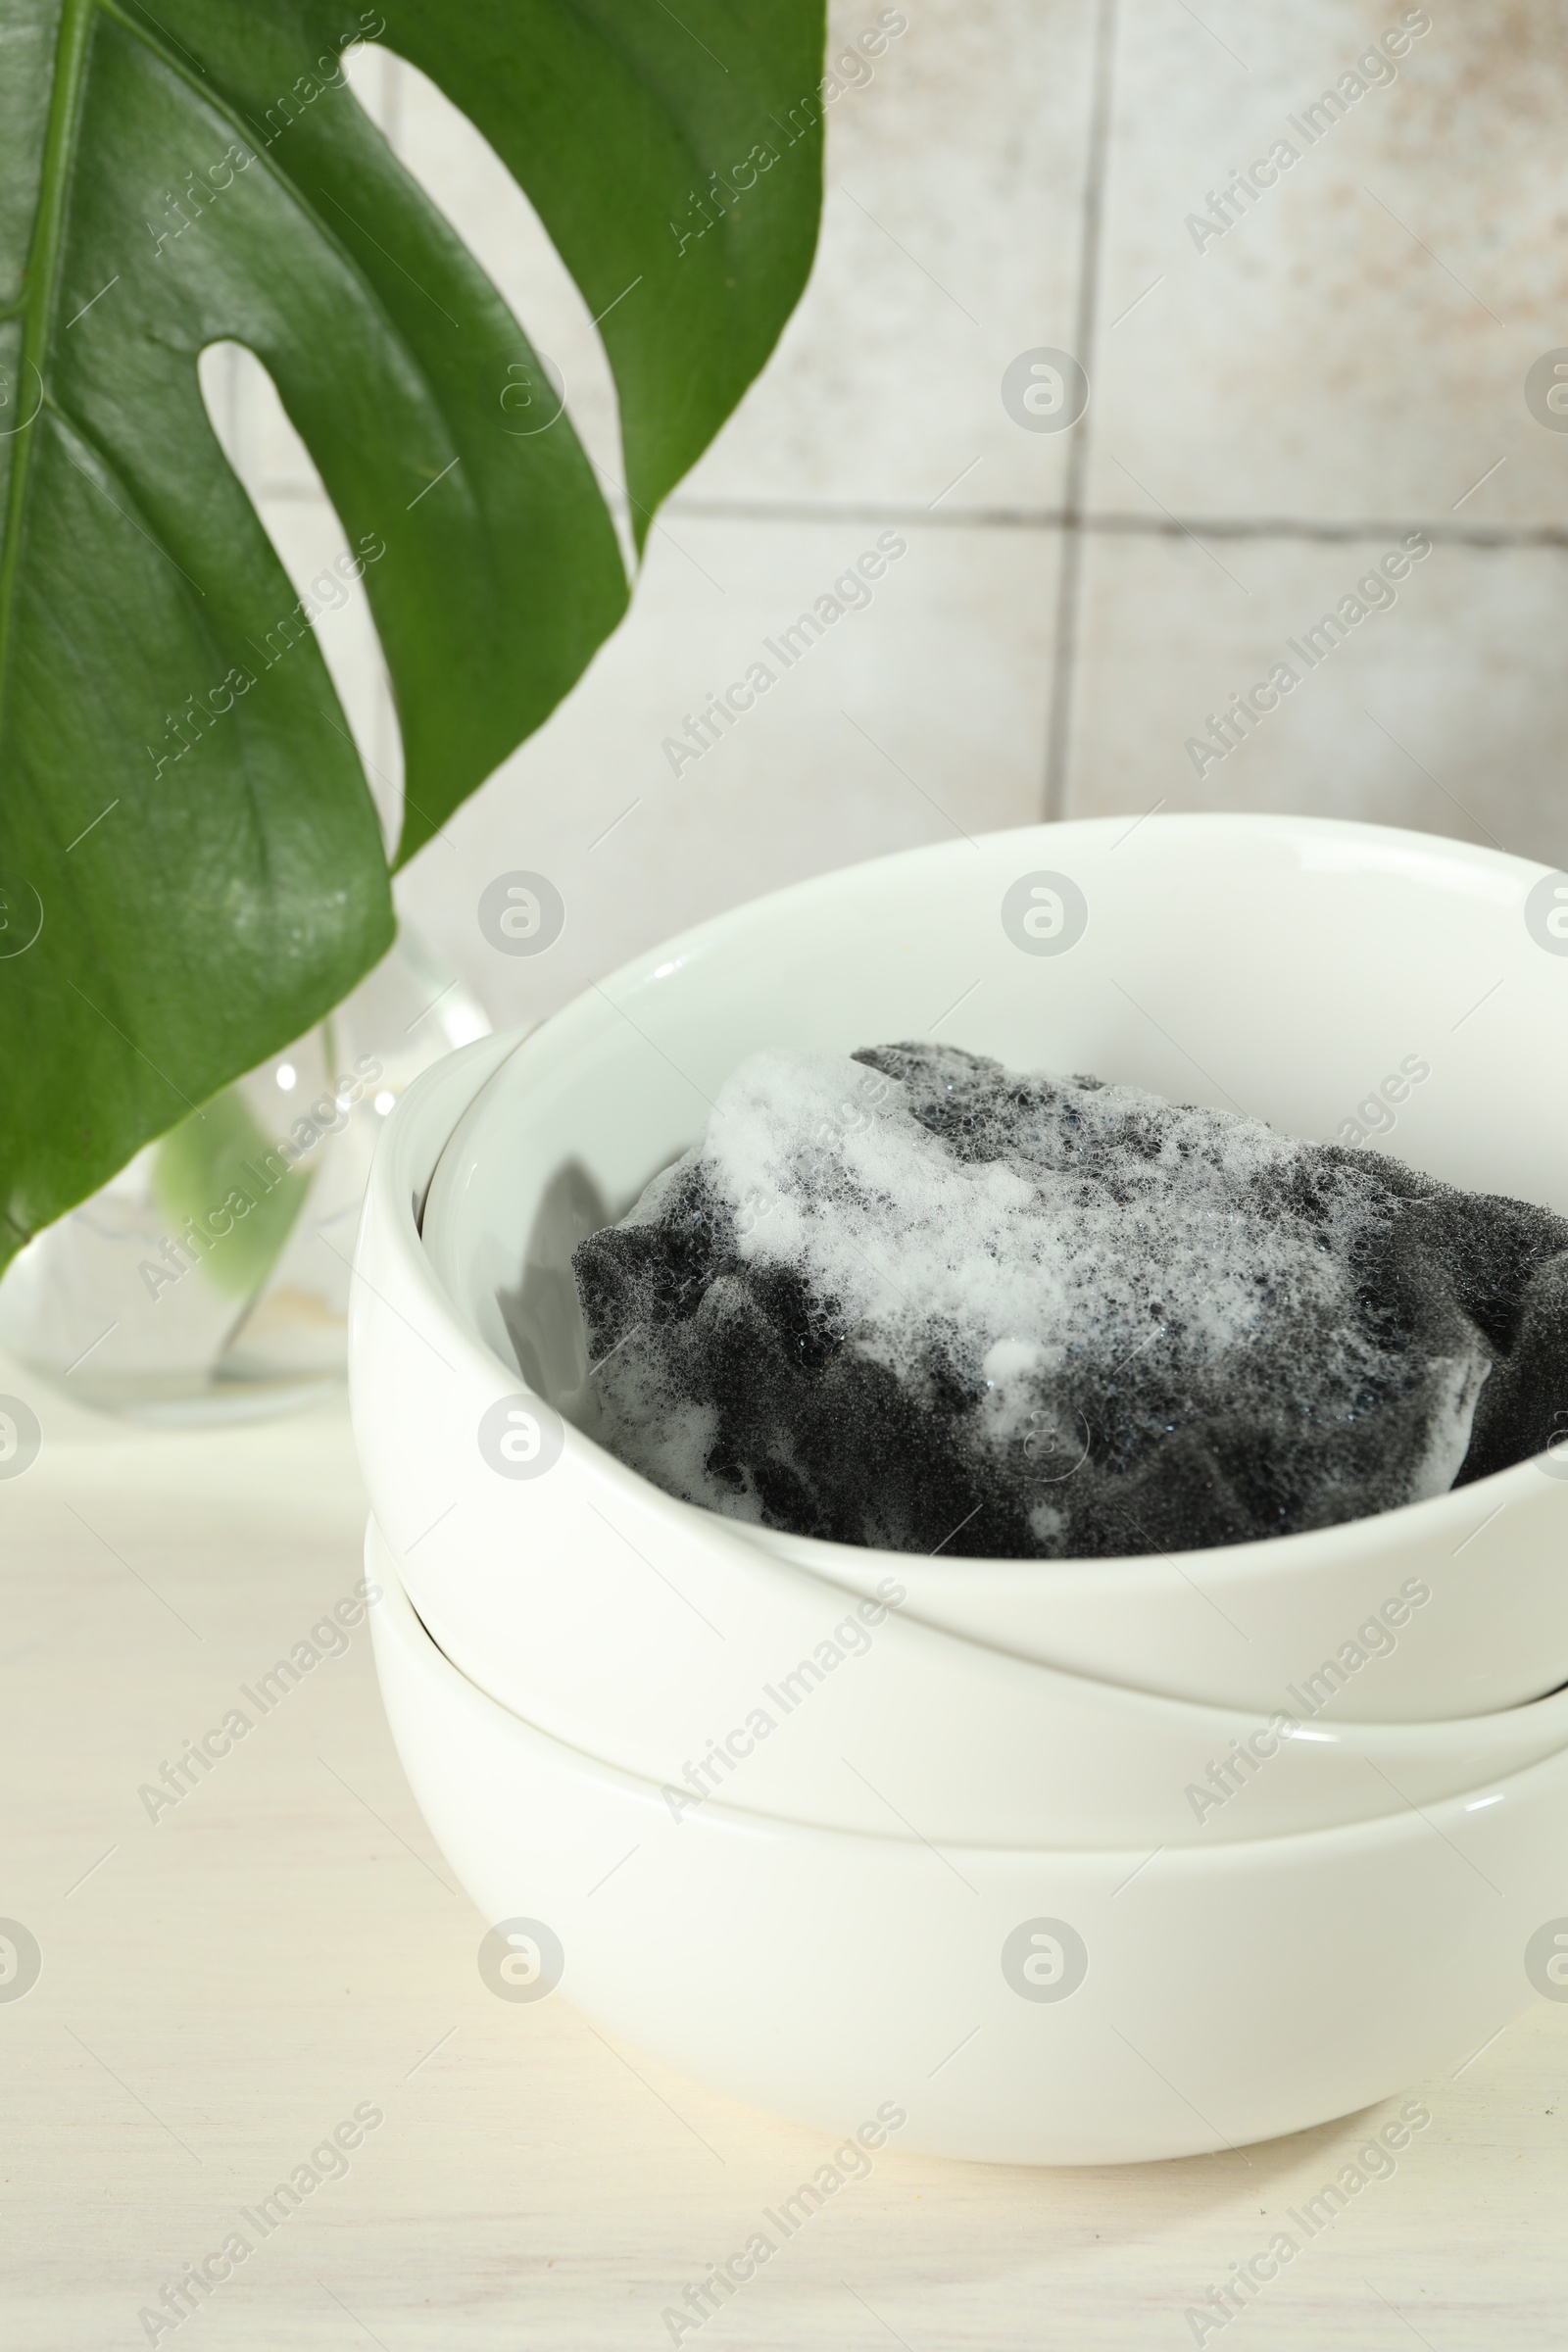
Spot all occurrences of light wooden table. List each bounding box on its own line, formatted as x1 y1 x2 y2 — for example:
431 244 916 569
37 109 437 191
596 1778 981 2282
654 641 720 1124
6 1382 1566 2351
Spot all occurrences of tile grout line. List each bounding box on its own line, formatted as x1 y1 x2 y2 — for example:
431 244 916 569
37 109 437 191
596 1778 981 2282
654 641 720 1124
241 477 1568 552
660 500 1568 552
1042 0 1121 823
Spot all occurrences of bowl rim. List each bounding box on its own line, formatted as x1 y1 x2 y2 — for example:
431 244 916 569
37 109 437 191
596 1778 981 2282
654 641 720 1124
378 810 1562 1593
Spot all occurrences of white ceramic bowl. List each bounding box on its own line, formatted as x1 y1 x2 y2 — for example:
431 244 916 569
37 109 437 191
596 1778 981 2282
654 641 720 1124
354 1025 1568 1851
366 1494 1568 1850
368 1535 1568 2167
353 817 1568 1731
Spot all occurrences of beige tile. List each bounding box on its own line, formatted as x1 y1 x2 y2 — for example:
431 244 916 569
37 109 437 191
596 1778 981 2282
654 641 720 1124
1088 0 1568 527
679 0 1097 514
247 485 401 847
394 513 1060 1028
1063 523 1568 863
198 338 321 502
200 347 401 847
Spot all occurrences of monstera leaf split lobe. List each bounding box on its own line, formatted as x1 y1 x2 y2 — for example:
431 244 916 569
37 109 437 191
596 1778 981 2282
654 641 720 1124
0 0 823 1259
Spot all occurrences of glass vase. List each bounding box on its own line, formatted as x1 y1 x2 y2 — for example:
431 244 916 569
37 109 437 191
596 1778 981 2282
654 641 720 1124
0 929 488 1420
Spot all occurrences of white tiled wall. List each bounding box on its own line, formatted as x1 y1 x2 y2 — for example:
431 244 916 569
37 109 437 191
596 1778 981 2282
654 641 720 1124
1091 0 1568 528
1074 0 1568 858
211 2 1568 1032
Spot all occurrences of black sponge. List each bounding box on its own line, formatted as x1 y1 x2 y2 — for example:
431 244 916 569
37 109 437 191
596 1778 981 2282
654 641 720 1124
571 1044 1568 1559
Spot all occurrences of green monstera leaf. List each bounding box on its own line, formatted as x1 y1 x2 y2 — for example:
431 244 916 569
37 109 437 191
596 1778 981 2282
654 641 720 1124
0 0 824 1266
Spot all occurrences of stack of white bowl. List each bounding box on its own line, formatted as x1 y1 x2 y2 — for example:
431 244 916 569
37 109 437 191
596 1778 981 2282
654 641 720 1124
352 816 1568 2165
